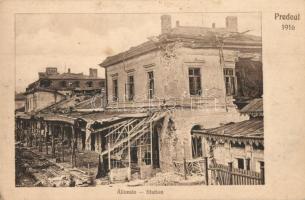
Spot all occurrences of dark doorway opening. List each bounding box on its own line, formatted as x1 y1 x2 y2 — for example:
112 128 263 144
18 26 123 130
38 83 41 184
130 145 139 175
152 126 160 168
91 134 95 151
81 131 86 150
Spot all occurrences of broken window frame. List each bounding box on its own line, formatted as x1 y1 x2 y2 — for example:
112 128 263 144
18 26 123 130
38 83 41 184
86 81 93 88
73 81 80 87
112 79 118 102
236 158 245 170
39 79 52 88
126 74 135 101
188 68 202 96
223 68 237 96
147 71 154 99
99 80 105 88
60 80 67 87
191 135 203 158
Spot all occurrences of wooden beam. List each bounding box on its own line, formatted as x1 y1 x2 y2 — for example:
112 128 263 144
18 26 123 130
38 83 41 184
114 119 138 144
101 123 149 156
93 120 130 134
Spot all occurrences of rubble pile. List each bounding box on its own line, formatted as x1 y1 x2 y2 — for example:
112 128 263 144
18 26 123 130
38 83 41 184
145 172 184 186
16 147 95 187
145 172 205 186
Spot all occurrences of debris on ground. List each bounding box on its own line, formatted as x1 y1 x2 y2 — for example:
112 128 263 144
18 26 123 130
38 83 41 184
15 147 96 187
145 172 205 186
127 180 146 187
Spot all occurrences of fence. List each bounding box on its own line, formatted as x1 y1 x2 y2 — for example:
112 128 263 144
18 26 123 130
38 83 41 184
173 157 265 185
209 161 265 185
173 158 205 176
106 97 228 111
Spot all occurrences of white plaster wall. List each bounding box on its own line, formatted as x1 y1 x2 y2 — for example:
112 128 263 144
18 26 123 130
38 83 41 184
25 91 65 112
105 46 239 108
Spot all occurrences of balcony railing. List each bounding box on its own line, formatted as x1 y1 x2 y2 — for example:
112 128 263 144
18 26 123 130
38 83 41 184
106 96 235 112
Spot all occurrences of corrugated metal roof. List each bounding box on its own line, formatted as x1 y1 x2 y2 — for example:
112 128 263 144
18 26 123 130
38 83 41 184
240 98 263 114
192 118 263 139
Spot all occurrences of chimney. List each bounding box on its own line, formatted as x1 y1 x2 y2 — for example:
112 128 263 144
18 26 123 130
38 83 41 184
226 16 238 32
212 23 216 28
176 20 180 27
161 15 172 34
68 68 71 73
89 68 98 78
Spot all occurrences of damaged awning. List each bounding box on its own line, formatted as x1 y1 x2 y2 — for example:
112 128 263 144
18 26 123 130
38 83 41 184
240 98 263 117
38 114 76 124
76 111 149 141
15 112 31 120
192 118 264 145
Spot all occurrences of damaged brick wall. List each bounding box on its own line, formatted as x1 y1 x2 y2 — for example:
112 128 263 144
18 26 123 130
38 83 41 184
158 109 248 172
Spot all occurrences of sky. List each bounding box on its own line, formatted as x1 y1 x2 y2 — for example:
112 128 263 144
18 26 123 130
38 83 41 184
15 13 261 92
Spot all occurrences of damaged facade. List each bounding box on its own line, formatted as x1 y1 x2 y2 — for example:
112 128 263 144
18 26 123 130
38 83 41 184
95 15 262 180
15 14 263 185
192 98 264 172
24 67 105 113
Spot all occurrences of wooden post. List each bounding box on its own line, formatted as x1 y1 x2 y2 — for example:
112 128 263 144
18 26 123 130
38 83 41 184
204 157 209 185
108 142 111 171
183 158 187 180
71 126 76 168
61 125 65 162
183 141 187 180
139 143 142 166
150 121 153 166
45 123 48 155
128 128 131 180
260 164 265 185
34 122 38 147
29 121 33 147
39 123 43 152
228 162 233 185
51 124 55 158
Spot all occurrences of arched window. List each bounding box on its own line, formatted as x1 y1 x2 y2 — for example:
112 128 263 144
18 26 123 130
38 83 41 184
191 136 203 158
191 124 203 158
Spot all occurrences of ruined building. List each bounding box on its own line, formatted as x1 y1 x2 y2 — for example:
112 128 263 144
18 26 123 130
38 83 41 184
24 67 105 113
15 15 263 183
93 15 262 180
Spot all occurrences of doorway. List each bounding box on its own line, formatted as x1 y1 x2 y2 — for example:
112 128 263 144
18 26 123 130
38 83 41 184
91 134 96 151
152 123 160 168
